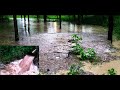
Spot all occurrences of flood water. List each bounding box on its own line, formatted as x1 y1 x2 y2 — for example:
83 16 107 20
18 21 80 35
0 18 120 75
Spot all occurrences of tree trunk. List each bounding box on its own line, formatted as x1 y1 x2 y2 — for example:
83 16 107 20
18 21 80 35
21 15 22 20
81 15 83 24
73 15 76 22
37 15 39 22
77 15 80 25
13 15 19 41
24 15 26 21
59 15 61 29
108 15 113 43
24 15 26 27
28 15 30 35
28 15 30 25
44 15 47 22
68 15 70 21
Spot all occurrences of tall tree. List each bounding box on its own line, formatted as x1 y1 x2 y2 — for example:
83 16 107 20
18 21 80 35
44 15 47 22
21 15 22 20
37 15 39 22
28 15 30 35
24 15 26 21
24 15 26 27
73 15 76 22
13 15 19 41
77 15 80 24
59 15 61 29
28 15 30 25
108 15 114 43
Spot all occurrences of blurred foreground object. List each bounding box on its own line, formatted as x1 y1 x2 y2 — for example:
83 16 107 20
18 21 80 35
0 51 39 75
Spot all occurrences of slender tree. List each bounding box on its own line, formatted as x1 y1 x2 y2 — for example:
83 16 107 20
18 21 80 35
21 15 22 20
44 15 47 22
28 15 30 25
73 15 76 22
37 15 39 22
24 15 26 21
28 15 30 35
59 15 61 29
13 15 19 41
24 15 26 27
77 15 80 25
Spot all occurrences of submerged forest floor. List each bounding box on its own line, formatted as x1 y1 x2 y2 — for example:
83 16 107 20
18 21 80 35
0 19 120 75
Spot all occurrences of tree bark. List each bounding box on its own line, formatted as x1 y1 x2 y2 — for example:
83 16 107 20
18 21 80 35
44 15 47 22
28 15 30 35
108 15 113 43
21 15 22 20
81 15 83 24
37 15 39 22
28 15 30 24
13 15 19 41
73 15 76 22
24 15 26 21
77 15 80 25
59 15 61 29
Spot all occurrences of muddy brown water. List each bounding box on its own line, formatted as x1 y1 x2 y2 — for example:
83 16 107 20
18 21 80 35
0 18 120 75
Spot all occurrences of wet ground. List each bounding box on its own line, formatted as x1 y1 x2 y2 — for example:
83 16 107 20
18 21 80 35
0 18 120 75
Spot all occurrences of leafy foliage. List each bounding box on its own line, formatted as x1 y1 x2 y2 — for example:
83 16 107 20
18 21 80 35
71 34 96 62
72 34 82 44
72 44 84 55
108 68 117 75
67 64 84 75
0 46 37 64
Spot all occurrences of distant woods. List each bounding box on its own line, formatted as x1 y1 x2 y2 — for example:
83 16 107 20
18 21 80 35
0 15 108 26
0 15 120 41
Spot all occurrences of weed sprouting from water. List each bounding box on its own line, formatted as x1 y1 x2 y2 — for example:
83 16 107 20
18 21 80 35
67 64 84 75
71 34 97 62
107 68 117 75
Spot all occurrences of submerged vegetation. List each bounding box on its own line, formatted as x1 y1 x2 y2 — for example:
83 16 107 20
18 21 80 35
0 15 120 75
71 34 96 62
67 64 84 75
107 68 117 75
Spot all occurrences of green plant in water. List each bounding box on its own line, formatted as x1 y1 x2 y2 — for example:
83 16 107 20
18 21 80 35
72 34 82 44
108 68 117 75
85 48 96 61
72 44 84 55
77 48 96 61
71 34 96 62
67 64 84 75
